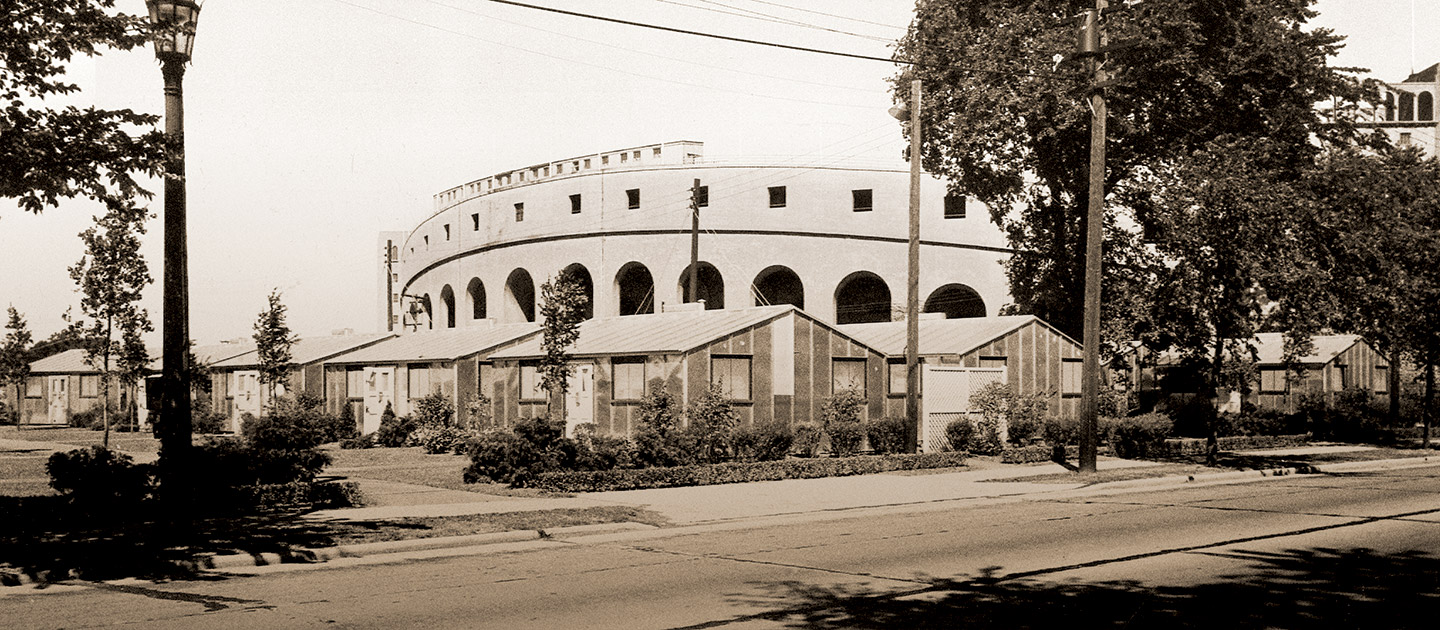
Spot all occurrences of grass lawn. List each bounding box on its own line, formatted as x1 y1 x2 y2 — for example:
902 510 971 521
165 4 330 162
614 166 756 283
323 506 668 545
322 445 560 498
0 456 54 496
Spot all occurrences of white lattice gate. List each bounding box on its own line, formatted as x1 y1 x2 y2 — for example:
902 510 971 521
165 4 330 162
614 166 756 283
920 365 1006 452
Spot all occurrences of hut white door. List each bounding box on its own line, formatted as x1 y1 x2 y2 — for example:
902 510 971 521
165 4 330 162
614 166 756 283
46 376 68 425
920 365 1005 452
362 367 395 435
565 363 595 435
233 370 263 420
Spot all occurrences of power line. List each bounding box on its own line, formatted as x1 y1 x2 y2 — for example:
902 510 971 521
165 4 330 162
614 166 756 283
326 0 877 109
654 0 894 43
737 0 907 31
418 0 879 94
478 0 1068 78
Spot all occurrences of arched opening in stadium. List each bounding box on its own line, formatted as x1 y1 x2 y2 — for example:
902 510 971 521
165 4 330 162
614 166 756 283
834 271 892 324
504 268 535 323
561 263 595 320
677 262 724 310
440 285 456 328
467 278 486 320
615 262 655 316
924 283 986 319
751 265 804 309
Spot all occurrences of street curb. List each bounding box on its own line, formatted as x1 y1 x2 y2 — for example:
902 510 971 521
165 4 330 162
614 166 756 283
203 522 657 570
1053 455 1439 499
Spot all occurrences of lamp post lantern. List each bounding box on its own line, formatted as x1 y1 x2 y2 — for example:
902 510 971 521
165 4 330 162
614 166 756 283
146 0 201 497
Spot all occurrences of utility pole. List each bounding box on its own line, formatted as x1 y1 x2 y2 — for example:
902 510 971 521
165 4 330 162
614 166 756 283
689 178 701 304
385 240 395 332
1078 0 1108 473
904 80 922 453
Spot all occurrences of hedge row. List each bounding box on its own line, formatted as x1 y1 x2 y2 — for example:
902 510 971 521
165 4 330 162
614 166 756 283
1161 434 1310 457
532 452 969 492
216 481 363 512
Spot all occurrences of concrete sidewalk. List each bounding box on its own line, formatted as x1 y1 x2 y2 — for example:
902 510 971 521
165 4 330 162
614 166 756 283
310 458 1164 524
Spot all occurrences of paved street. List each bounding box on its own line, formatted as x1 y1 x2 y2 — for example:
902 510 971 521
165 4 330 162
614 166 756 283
4 463 1438 629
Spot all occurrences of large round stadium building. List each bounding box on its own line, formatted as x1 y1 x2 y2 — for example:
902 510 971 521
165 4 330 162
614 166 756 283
387 140 1011 330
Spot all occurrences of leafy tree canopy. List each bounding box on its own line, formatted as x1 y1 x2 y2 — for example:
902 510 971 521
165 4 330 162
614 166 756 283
894 0 1370 342
253 289 297 400
2 0 167 215
538 268 589 405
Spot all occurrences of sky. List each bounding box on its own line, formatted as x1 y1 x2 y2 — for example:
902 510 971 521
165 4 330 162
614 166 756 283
2 0 1437 345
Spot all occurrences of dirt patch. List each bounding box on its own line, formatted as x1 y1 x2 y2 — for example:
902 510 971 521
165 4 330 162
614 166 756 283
323 506 669 545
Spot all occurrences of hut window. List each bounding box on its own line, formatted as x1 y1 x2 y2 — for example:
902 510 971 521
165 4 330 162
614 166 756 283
25 376 42 397
611 357 646 401
978 356 1006 369
408 364 432 399
520 364 545 401
1260 369 1287 394
1061 359 1082 396
887 359 906 395
79 375 100 398
346 368 365 398
710 356 751 401
832 358 867 395
1374 365 1389 394
1332 365 1348 392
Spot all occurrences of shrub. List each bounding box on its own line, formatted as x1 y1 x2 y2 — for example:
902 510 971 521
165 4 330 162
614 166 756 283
191 394 230 434
413 392 455 427
732 421 793 462
1165 395 1217 439
686 383 740 464
1041 415 1079 446
968 382 1048 446
632 385 694 467
792 422 824 457
464 416 578 487
201 434 329 487
374 403 416 447
47 446 152 508
826 421 865 457
867 416 909 454
460 392 493 431
1104 412 1173 459
532 452 969 492
414 423 470 454
945 418 975 452
339 433 375 449
243 406 325 452
572 423 636 471
330 401 359 442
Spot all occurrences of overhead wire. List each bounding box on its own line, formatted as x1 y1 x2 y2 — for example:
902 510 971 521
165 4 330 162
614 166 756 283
325 0 880 109
651 0 895 43
477 0 1071 79
417 0 880 94
736 0 907 31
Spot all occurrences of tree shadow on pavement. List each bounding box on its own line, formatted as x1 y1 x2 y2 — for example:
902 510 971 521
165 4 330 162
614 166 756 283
0 495 421 586
727 547 1440 629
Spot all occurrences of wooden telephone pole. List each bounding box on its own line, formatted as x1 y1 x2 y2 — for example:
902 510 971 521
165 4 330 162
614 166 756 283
689 179 702 304
1078 0 1109 473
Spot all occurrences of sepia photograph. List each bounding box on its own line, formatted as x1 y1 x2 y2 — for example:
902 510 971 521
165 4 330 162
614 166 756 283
2 1 1438 627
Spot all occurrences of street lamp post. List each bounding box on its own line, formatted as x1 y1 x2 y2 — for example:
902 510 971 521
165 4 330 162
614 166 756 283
890 79 923 453
146 0 202 497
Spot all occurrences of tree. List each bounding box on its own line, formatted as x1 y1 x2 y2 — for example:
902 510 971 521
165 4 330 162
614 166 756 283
1 307 34 423
252 289 297 406
893 0 1367 343
1284 147 1440 444
115 320 150 431
1 0 167 216
538 268 589 418
70 204 152 447
1128 136 1315 463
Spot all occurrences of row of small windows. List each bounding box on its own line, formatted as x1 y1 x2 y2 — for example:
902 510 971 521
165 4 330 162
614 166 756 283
440 147 668 206
422 187 970 243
